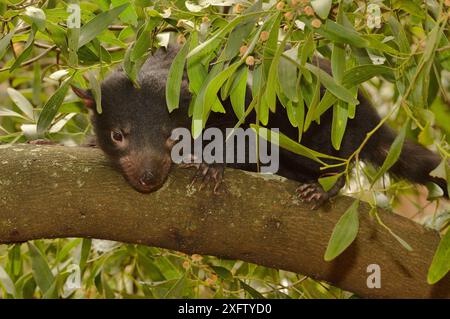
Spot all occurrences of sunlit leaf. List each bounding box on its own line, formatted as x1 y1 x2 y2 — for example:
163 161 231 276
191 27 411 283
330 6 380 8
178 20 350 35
427 230 450 284
324 200 359 261
166 38 190 112
78 4 129 49
27 243 55 294
371 121 408 186
37 76 73 134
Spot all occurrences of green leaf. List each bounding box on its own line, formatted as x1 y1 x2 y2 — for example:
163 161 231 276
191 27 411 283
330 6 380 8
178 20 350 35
27 242 55 294
429 158 447 180
319 173 344 192
263 13 282 76
0 28 16 59
342 65 393 87
187 12 263 60
371 121 408 186
56 238 81 264
42 278 58 299
123 44 138 85
187 32 207 95
389 230 413 251
387 16 410 54
32 62 41 106
137 252 165 282
8 244 22 277
222 0 262 60
324 200 360 261
166 38 190 112
319 19 369 48
23 6 46 30
191 63 223 139
0 265 16 297
278 47 298 102
87 71 102 114
7 88 34 121
264 35 288 123
164 274 186 298
304 76 321 131
203 62 241 115
37 77 72 134
211 266 233 281
427 229 450 284
10 29 35 73
311 0 332 19
393 0 426 19
426 182 444 200
250 125 344 165
314 65 392 120
331 101 348 150
239 280 265 299
418 123 434 146
78 4 129 49
112 0 138 26
79 239 91 272
230 66 248 120
67 26 80 66
304 63 359 105
131 18 160 62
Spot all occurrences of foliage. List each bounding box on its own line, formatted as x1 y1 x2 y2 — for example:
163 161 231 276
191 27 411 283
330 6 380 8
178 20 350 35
0 0 449 298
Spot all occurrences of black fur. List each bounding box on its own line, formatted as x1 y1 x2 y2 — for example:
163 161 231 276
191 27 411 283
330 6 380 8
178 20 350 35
75 47 448 202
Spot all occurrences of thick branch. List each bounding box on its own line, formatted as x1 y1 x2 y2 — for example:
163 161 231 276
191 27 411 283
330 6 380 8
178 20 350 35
0 145 448 298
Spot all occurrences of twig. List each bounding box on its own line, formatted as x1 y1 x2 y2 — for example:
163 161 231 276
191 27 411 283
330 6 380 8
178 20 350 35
0 45 56 72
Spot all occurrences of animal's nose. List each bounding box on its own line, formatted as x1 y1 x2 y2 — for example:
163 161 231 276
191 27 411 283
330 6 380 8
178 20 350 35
139 170 155 187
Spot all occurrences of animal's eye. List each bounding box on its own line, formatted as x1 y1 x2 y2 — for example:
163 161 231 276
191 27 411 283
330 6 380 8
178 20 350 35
111 130 124 142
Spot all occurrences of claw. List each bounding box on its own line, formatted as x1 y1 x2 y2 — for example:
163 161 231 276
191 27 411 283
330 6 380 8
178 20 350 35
184 163 225 194
296 182 329 210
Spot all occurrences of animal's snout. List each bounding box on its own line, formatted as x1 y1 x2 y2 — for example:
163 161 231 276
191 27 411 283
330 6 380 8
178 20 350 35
118 151 172 193
139 170 156 187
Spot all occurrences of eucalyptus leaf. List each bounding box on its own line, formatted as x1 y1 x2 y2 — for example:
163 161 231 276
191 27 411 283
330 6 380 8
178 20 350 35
166 38 190 112
324 200 360 261
78 4 129 49
427 230 450 284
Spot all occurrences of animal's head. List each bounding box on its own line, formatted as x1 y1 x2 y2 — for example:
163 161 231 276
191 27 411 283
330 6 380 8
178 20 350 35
73 49 190 193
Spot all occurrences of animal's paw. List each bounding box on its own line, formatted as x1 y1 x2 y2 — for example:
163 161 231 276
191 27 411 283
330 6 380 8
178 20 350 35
182 163 225 194
296 182 329 210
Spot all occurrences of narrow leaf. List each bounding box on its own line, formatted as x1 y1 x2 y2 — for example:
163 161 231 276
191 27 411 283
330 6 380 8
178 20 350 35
324 200 360 261
37 77 72 134
230 66 248 120
78 4 129 49
166 38 190 112
319 173 344 192
427 230 450 284
6 88 34 120
371 121 408 186
27 243 55 294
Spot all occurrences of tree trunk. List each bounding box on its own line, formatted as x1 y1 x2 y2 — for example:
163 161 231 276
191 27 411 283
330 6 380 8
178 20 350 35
0 144 448 298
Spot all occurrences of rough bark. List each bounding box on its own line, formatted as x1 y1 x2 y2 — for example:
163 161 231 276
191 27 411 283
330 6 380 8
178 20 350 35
0 144 448 298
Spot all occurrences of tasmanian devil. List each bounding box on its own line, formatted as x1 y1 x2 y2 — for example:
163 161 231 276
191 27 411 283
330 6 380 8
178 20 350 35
72 46 448 208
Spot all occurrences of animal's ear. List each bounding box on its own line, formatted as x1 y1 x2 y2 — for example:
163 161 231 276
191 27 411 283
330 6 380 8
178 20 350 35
71 85 95 109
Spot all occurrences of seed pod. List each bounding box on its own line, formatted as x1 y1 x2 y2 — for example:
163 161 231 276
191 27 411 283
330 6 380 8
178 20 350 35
311 18 322 28
260 31 270 42
234 3 244 13
245 56 255 66
239 45 248 56
284 11 294 20
276 1 285 10
304 5 315 16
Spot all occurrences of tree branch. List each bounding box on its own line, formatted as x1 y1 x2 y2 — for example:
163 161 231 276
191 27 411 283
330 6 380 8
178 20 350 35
0 144 448 298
